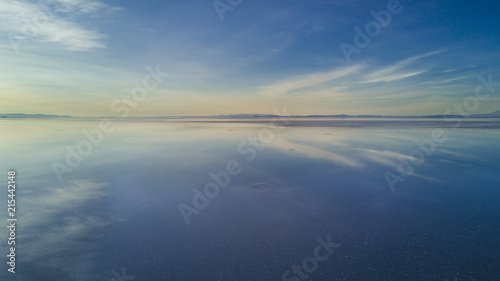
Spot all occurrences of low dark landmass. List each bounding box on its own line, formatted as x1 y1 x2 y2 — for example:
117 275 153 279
2 110 499 119
0 113 71 118
213 110 500 119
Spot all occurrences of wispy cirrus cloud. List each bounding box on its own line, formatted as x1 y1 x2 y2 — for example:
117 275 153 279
47 0 123 13
0 0 119 51
358 50 443 83
361 70 427 83
255 51 441 100
358 50 444 84
259 64 363 97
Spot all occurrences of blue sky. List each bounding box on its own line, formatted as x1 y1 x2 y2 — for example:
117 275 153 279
0 0 499 116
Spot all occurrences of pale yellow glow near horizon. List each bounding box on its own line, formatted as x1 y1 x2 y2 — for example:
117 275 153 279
2 86 499 117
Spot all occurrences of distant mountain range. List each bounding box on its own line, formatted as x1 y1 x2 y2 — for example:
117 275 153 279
2 110 500 119
0 113 71 118
215 111 500 119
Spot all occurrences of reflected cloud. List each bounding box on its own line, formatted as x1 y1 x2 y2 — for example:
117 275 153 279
21 180 107 228
0 119 498 280
14 179 109 280
355 148 421 169
269 137 360 167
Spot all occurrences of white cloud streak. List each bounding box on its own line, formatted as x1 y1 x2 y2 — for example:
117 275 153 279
259 65 363 97
0 0 118 51
361 70 427 83
358 50 444 84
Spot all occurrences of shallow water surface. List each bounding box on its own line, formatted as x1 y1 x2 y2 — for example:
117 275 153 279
0 118 499 281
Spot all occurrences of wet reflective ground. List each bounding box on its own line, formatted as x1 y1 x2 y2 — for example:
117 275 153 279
1 118 499 281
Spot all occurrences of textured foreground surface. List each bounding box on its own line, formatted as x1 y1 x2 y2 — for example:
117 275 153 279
0 118 499 281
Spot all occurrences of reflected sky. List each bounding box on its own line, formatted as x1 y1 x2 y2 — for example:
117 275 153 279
0 119 499 280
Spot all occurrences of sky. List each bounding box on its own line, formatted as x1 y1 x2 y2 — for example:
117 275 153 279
0 0 499 116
